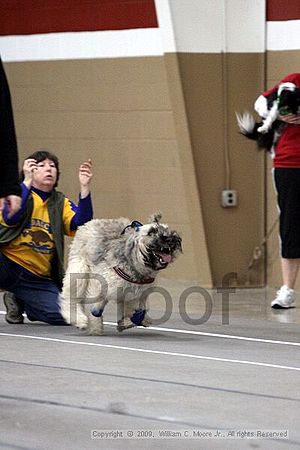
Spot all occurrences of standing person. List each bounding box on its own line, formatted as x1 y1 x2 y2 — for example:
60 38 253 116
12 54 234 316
0 150 93 324
0 57 21 216
255 73 300 309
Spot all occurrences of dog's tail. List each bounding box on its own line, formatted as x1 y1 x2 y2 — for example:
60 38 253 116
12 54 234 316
236 112 259 140
236 111 274 152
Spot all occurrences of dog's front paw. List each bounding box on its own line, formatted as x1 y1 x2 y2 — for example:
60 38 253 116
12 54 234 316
117 317 134 332
257 124 269 134
130 309 146 326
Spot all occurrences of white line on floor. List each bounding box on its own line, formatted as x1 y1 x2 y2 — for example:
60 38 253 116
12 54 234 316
105 321 300 347
0 332 299 372
1 310 299 347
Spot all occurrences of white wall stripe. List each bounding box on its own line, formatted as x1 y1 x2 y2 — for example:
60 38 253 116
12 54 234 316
225 0 265 53
267 20 300 51
0 29 164 62
154 0 177 53
0 332 299 371
155 0 265 54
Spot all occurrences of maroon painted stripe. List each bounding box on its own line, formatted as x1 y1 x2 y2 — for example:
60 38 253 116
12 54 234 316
267 0 300 21
0 0 158 36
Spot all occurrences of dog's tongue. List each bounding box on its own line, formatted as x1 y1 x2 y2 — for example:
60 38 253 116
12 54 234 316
157 252 172 263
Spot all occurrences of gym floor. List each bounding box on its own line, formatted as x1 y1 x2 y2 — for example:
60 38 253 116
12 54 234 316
1 282 299 450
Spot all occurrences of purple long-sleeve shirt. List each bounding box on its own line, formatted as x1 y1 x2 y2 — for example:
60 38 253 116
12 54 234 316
2 183 93 230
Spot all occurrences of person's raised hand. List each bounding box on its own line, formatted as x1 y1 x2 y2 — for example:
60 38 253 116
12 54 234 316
79 159 93 198
23 158 38 188
1 195 22 218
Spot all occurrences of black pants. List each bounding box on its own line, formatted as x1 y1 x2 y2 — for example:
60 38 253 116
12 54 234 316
274 168 300 258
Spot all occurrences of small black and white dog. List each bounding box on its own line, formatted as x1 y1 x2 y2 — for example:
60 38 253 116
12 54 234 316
236 83 300 152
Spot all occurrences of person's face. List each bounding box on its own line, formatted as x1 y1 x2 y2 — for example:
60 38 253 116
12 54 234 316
32 158 58 192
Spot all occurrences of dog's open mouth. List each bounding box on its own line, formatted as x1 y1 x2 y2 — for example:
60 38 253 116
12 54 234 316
152 249 172 269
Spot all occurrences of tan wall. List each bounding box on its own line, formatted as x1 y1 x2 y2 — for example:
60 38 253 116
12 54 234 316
4 57 212 285
265 50 300 289
4 51 270 288
176 53 266 286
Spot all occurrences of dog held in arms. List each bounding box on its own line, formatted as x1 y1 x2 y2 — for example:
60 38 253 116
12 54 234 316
236 82 300 152
60 213 182 335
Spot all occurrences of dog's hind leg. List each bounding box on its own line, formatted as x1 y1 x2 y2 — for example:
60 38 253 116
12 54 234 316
86 298 108 336
60 291 88 330
59 262 89 329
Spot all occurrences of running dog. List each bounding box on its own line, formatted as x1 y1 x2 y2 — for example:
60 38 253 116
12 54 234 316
236 83 300 152
60 213 182 335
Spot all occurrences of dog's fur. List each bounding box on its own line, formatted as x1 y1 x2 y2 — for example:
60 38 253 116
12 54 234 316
236 83 300 152
60 213 182 335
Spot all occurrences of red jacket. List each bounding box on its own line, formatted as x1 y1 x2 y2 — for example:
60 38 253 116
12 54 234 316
259 73 300 168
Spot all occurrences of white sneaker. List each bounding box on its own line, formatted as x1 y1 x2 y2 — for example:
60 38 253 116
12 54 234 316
271 285 295 309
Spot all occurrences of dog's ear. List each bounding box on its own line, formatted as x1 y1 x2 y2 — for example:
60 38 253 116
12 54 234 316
173 232 183 253
149 212 162 223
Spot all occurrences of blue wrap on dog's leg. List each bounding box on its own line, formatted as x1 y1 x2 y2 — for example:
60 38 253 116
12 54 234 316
91 308 103 318
130 309 146 326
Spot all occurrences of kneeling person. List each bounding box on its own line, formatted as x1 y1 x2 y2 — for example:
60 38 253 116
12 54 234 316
0 150 93 325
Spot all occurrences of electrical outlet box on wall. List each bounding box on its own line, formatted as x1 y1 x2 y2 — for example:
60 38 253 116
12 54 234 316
221 190 238 208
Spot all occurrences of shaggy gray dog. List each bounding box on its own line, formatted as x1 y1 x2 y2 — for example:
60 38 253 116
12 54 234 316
60 213 182 335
